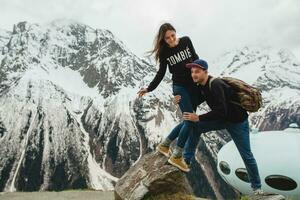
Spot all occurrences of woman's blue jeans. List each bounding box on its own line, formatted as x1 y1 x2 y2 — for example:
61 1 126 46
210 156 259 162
166 84 198 150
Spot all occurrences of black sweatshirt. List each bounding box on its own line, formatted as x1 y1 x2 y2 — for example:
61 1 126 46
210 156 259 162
197 76 248 123
147 36 199 92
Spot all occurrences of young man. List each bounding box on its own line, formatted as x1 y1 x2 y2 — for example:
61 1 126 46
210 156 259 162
175 59 263 194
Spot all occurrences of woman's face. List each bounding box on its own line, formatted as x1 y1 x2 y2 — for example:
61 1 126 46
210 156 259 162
164 30 177 47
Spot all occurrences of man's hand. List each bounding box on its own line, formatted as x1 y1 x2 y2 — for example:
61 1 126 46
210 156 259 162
137 88 148 97
183 112 199 122
173 95 181 104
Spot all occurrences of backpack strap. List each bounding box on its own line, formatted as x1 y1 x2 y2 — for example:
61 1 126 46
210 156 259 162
208 76 242 107
208 77 217 90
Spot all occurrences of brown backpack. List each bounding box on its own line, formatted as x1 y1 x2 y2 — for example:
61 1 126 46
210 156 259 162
209 77 263 112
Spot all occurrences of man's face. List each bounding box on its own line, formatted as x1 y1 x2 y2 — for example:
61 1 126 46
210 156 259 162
191 67 207 83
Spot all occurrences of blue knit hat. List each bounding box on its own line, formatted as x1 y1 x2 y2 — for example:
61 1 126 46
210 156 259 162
186 59 208 70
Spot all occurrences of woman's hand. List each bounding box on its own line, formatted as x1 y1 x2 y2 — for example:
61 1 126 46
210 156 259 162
183 112 199 122
174 95 181 104
137 88 148 97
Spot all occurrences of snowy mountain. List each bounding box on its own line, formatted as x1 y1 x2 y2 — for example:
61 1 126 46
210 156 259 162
0 29 10 48
0 20 299 199
0 20 178 192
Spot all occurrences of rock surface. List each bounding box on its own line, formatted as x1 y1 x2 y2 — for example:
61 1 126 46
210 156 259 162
245 193 286 200
114 151 194 200
0 191 114 200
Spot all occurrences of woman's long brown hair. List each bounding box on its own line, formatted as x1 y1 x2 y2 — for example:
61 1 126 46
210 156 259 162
149 23 176 62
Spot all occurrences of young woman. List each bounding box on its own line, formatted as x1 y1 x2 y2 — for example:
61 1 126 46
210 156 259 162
137 23 200 172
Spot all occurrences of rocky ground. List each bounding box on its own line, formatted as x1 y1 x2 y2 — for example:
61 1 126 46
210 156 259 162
0 191 114 200
0 191 209 200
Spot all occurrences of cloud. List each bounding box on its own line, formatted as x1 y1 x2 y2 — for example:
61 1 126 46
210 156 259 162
0 0 299 61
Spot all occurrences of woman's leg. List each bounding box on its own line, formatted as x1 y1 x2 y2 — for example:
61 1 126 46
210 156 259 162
160 85 196 171
160 85 195 146
169 85 195 157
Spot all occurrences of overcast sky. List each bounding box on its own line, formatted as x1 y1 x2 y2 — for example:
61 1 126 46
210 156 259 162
0 0 300 62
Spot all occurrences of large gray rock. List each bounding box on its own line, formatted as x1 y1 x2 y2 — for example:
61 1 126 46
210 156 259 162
245 193 286 200
114 151 194 200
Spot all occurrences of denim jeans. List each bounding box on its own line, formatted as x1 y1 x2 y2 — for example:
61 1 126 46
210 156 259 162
166 84 198 149
184 119 262 189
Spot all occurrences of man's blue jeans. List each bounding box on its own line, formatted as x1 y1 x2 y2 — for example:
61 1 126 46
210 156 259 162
183 119 262 189
166 85 198 149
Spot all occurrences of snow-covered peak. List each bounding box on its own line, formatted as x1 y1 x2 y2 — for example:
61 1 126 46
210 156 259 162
210 46 300 90
48 18 90 28
0 29 11 47
0 20 154 98
47 19 96 40
0 28 10 35
11 21 43 35
47 19 120 46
